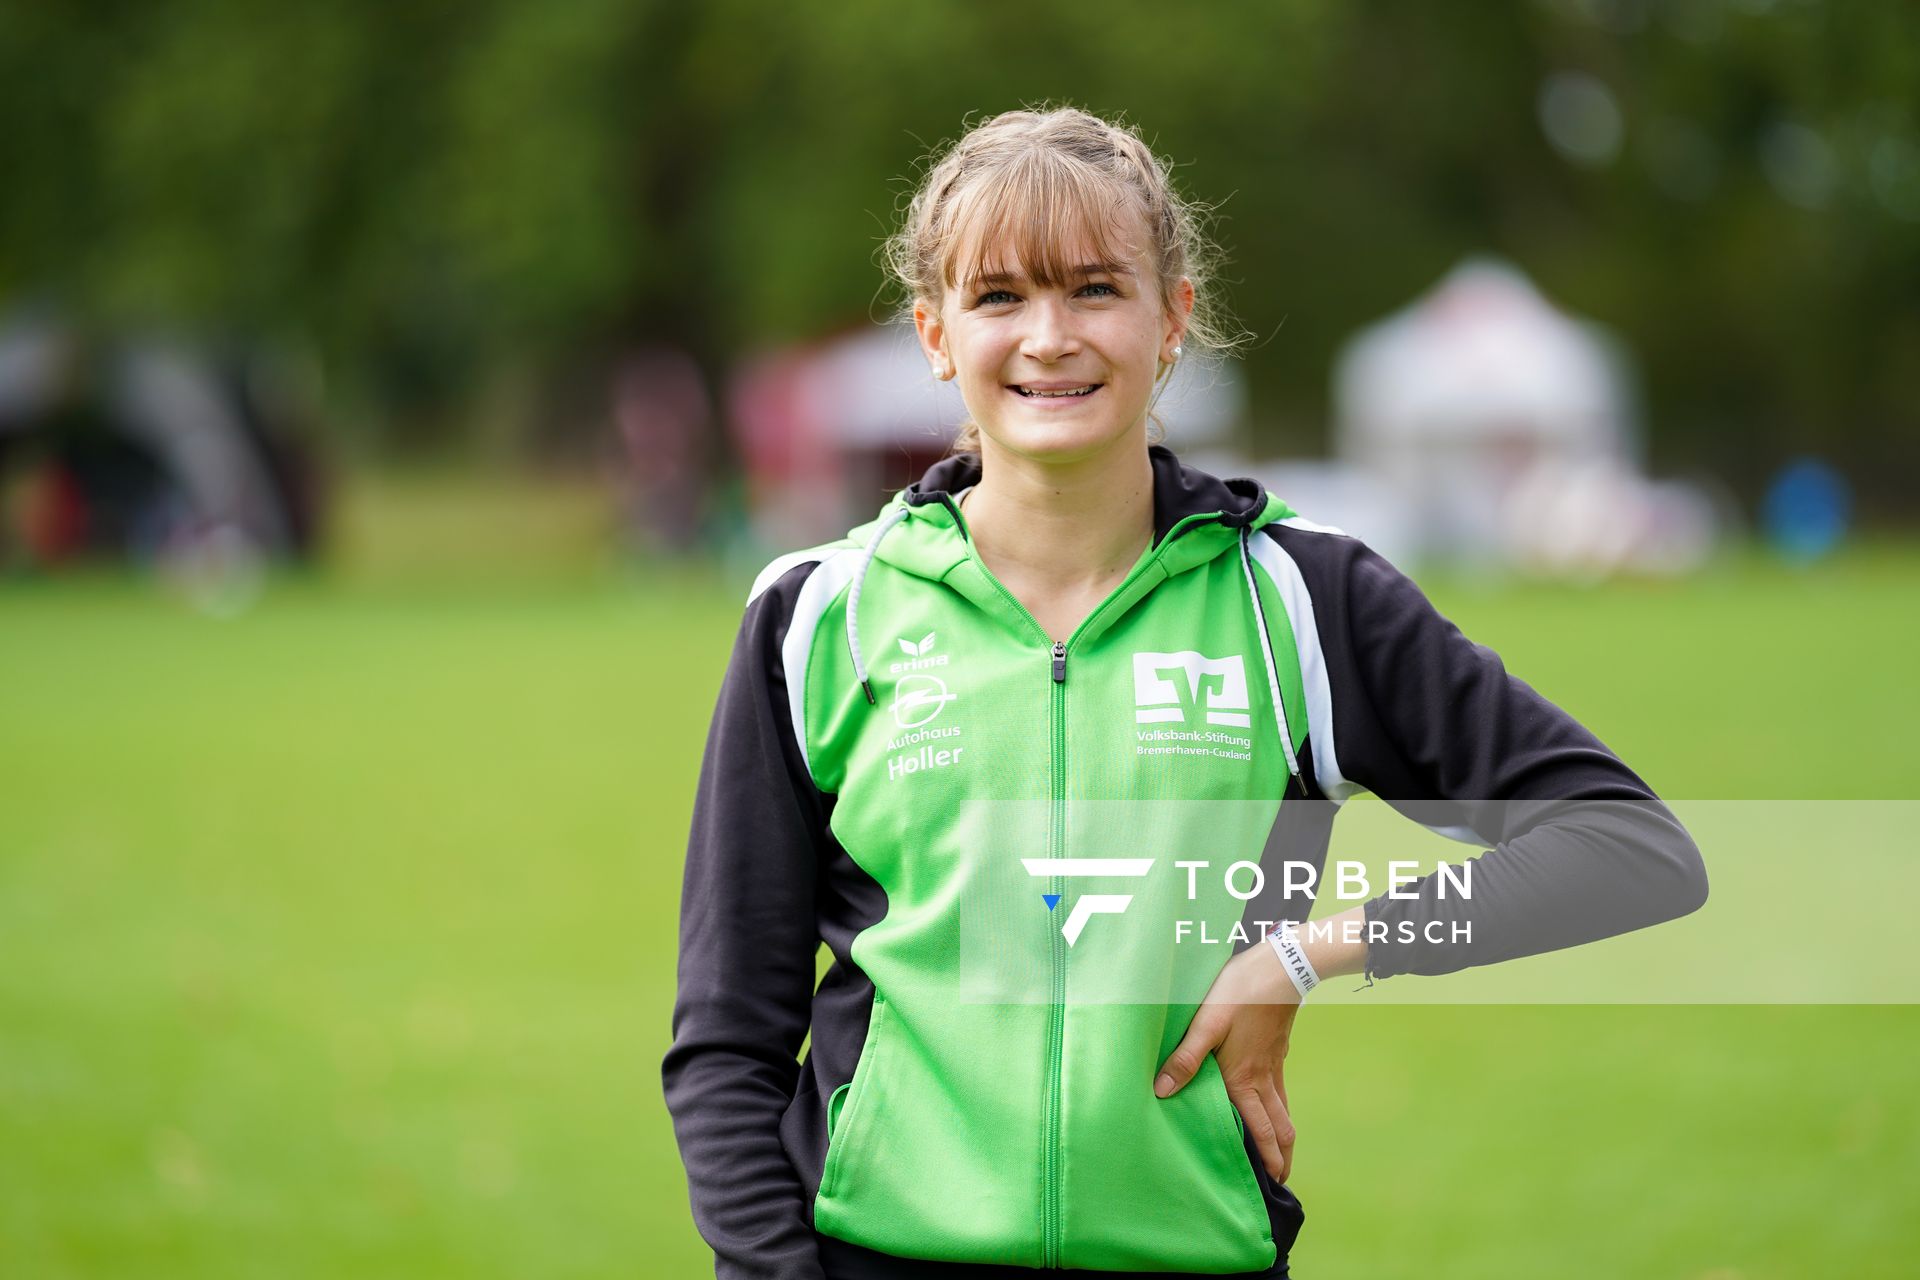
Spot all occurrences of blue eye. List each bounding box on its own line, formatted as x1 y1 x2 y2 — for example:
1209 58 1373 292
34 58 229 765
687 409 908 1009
971 282 1116 306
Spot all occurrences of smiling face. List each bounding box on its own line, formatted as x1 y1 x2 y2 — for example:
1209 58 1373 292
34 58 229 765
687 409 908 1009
914 207 1193 466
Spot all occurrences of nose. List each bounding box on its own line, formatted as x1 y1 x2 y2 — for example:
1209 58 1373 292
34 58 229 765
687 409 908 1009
1019 294 1080 363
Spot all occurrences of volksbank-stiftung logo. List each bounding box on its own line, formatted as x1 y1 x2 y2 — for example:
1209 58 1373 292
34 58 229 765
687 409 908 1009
1023 858 1155 946
1133 651 1251 727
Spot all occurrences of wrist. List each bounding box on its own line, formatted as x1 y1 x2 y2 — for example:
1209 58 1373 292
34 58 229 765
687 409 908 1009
1265 922 1320 1000
1298 906 1370 982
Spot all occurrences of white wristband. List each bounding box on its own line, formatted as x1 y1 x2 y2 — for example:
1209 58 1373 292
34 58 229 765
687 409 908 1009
1266 923 1319 999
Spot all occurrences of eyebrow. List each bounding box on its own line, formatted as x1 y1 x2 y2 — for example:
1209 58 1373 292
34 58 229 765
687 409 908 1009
966 263 1135 288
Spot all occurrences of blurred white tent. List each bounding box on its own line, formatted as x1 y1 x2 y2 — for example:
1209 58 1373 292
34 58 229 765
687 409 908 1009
1325 256 1714 575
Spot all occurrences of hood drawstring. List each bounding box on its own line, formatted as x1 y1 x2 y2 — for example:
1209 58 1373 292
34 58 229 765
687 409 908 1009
1238 526 1305 794
847 504 912 705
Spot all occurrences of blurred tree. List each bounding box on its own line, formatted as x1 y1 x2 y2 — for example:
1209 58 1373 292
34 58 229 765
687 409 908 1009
0 0 1912 507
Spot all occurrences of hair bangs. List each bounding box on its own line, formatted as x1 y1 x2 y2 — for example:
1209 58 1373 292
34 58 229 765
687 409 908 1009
942 149 1148 297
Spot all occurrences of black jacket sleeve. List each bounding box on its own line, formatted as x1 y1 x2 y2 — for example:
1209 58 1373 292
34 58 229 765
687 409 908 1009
661 563 829 1279
1274 529 1709 980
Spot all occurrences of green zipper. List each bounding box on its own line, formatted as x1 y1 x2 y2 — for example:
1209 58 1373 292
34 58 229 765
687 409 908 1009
1045 646 1066 1266
936 494 1231 1267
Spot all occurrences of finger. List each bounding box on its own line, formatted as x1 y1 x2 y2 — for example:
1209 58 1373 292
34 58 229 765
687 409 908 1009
1260 1075 1296 1182
1155 1009 1229 1098
1230 1079 1285 1179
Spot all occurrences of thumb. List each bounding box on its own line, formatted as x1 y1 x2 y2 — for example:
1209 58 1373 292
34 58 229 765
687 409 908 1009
1155 1013 1226 1099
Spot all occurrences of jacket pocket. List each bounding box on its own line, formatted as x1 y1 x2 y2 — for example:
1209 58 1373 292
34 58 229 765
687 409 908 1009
811 995 1052 1268
1052 1027 1275 1274
820 993 886 1199
1192 1061 1278 1264
826 1081 852 1142
1221 1072 1305 1261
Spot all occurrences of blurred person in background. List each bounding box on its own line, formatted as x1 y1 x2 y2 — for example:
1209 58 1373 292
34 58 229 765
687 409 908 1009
663 105 1707 1279
614 345 713 555
0 316 323 574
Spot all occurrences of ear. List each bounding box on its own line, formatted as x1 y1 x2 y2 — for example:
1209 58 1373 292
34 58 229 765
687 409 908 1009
1162 276 1196 359
913 297 952 379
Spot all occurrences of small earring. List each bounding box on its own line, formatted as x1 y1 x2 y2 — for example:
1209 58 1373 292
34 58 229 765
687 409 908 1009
1170 345 1183 361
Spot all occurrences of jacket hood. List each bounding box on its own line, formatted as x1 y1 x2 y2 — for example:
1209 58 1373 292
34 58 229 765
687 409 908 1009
904 442 1278 545
850 443 1293 588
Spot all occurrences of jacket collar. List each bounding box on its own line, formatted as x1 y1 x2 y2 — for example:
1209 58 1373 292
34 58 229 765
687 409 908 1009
903 443 1271 546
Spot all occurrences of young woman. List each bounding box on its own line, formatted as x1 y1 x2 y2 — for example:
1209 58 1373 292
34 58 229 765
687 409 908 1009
662 106 1707 1279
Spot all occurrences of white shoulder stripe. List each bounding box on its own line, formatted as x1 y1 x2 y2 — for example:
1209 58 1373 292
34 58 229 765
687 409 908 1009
1275 514 1352 538
749 542 851 605
776 547 861 786
1247 531 1359 804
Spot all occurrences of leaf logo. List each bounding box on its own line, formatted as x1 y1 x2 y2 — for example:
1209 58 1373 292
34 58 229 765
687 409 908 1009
900 631 936 657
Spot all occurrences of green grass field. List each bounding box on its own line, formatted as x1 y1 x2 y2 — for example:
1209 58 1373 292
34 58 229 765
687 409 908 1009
2 473 1915 1278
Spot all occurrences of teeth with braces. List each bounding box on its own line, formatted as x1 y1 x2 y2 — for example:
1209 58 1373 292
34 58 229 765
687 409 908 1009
1016 385 1098 397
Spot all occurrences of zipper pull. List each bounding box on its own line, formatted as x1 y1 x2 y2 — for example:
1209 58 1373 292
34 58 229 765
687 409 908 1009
1051 640 1067 683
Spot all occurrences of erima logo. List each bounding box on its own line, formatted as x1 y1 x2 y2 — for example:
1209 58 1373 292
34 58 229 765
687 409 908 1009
1022 858 1155 946
889 630 948 674
1133 651 1251 727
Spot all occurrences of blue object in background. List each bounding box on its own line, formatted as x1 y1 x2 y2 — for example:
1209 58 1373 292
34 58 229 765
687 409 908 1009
1762 458 1851 563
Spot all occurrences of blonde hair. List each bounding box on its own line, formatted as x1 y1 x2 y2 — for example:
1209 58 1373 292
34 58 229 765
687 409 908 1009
882 104 1247 456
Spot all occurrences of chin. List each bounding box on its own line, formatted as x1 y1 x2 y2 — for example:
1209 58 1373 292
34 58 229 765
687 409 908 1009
977 408 1148 464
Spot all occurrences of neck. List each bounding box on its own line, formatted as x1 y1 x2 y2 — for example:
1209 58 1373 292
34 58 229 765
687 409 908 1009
959 432 1156 600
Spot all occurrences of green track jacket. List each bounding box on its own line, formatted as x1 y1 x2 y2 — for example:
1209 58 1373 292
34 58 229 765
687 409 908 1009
663 445 1707 1278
